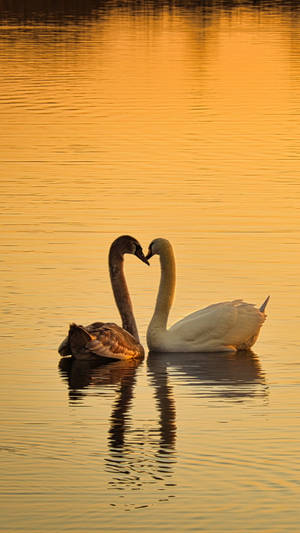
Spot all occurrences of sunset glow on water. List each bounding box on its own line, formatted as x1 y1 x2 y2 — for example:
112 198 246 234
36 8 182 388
0 1 300 531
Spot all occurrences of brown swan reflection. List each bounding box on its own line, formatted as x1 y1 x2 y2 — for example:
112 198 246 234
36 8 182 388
59 356 141 403
147 349 268 401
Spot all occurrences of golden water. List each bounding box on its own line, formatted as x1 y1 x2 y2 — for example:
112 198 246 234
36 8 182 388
1 1 300 531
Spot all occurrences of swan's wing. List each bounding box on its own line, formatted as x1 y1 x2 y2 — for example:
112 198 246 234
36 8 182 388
169 301 238 340
62 322 144 360
87 323 144 360
169 300 266 349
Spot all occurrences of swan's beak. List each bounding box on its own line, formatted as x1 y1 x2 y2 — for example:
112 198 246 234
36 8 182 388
135 248 150 265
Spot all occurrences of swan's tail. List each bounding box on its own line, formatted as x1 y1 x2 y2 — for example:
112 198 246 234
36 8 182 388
259 296 270 313
69 323 94 352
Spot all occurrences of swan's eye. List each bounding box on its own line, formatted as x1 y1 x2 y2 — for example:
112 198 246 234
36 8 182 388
145 242 154 261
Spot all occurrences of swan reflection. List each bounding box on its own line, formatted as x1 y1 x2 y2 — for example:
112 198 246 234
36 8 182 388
59 356 177 501
59 356 141 403
59 349 267 505
147 350 268 401
105 358 176 493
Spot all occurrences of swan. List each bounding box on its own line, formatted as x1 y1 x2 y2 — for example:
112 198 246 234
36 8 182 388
146 238 269 353
58 235 149 360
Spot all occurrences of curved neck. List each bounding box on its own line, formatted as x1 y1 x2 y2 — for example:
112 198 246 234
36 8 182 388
109 248 140 343
149 243 176 332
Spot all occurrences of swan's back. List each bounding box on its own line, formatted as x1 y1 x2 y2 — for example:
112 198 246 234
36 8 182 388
168 300 266 352
58 322 144 360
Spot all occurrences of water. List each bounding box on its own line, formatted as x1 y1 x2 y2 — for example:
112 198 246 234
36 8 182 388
0 1 300 531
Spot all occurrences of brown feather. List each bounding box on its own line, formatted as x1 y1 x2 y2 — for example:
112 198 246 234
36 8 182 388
59 322 144 360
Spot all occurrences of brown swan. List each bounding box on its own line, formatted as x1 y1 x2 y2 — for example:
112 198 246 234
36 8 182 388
58 235 149 360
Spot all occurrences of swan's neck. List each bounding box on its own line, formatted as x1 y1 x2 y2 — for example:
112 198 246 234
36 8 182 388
149 243 176 333
109 250 140 343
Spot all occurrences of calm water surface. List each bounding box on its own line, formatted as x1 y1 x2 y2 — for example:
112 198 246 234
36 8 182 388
0 1 300 531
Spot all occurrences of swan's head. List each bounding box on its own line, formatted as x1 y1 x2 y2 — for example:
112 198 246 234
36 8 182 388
146 238 172 260
111 235 149 265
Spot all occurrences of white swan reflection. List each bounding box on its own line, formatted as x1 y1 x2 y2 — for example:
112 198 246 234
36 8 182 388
147 350 268 401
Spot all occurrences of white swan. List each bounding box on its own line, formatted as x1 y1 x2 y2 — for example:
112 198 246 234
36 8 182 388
146 238 269 353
